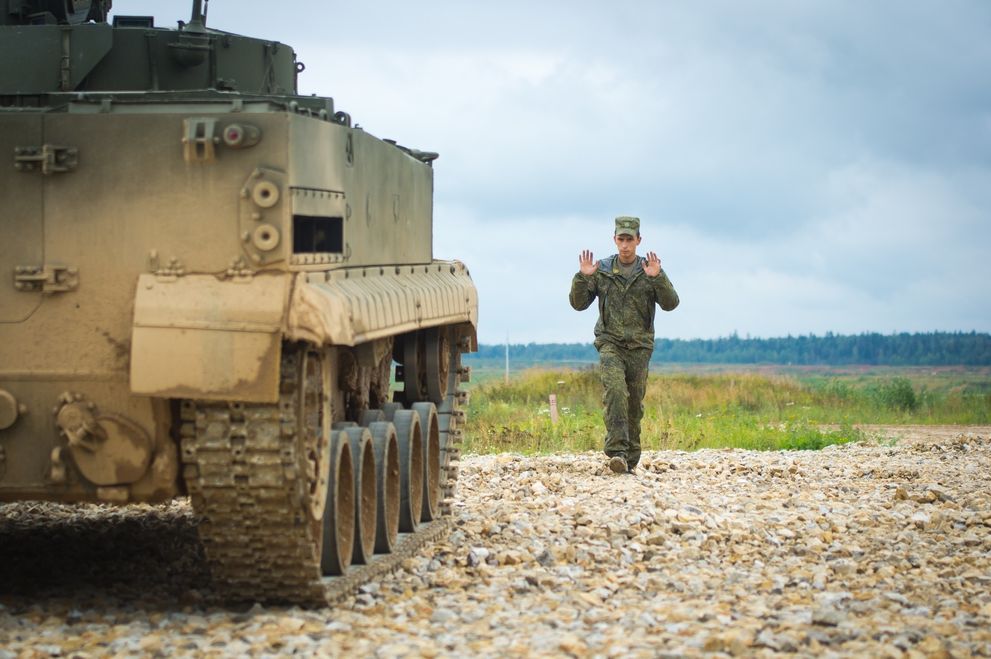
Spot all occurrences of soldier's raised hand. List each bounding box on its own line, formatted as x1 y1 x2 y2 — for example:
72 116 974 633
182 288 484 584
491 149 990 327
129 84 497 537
579 249 599 276
644 251 662 277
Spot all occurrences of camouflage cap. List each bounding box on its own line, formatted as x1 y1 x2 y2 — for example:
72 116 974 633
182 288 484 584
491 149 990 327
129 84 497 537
614 216 640 237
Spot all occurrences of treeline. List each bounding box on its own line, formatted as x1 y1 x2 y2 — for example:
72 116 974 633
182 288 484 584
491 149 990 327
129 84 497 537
467 331 991 366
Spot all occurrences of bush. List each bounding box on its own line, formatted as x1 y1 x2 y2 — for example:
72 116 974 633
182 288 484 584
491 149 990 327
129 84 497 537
779 422 864 450
867 378 919 411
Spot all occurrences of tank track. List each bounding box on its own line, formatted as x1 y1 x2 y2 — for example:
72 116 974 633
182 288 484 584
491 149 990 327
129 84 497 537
179 342 466 607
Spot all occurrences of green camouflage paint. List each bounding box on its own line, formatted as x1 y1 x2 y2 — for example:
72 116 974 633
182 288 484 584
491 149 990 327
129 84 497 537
570 253 679 467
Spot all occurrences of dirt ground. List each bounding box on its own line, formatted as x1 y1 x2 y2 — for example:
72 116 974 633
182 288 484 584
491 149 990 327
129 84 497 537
1 425 989 657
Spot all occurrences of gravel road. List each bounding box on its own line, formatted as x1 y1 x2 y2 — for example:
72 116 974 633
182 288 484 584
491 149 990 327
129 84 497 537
1 425 989 657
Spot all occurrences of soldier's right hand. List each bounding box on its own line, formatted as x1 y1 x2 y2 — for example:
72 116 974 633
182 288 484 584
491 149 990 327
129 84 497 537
579 250 598 276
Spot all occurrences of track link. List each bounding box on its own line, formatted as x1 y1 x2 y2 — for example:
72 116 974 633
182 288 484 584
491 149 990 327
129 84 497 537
180 340 467 606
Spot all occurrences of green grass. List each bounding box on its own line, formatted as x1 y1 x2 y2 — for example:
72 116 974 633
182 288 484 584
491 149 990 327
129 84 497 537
461 366 991 455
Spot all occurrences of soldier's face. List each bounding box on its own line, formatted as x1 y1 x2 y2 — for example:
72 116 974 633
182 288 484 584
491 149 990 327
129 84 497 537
613 233 641 262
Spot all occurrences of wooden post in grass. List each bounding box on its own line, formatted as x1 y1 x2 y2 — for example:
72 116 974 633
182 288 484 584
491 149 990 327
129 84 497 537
549 394 559 425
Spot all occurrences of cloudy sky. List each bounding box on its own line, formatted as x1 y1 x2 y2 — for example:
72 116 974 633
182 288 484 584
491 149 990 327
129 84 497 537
117 1 991 344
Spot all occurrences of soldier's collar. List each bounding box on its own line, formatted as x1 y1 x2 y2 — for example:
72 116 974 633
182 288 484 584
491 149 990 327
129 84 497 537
602 254 644 276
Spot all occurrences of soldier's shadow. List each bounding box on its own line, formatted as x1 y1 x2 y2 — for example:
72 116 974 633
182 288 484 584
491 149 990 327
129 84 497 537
0 501 212 610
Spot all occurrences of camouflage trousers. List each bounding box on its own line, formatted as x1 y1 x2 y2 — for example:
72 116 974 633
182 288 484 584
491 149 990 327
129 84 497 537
598 343 651 469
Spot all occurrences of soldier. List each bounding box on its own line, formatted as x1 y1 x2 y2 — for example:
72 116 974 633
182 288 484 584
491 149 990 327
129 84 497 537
569 216 679 474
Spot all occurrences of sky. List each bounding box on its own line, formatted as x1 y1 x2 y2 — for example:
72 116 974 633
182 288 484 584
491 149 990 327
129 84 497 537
115 1 991 344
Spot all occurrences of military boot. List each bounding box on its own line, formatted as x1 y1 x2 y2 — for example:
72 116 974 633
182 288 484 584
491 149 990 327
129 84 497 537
608 456 628 474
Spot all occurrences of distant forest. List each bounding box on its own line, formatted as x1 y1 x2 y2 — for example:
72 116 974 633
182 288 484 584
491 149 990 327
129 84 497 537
467 332 991 366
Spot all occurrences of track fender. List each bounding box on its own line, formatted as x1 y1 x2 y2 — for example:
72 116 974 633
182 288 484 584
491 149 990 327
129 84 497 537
130 273 290 403
285 261 479 347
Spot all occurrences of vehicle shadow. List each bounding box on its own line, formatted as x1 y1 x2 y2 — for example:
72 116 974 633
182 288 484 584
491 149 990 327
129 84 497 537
0 500 212 610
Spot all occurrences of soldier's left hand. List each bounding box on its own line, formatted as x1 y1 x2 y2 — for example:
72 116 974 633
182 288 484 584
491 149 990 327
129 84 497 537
644 251 662 277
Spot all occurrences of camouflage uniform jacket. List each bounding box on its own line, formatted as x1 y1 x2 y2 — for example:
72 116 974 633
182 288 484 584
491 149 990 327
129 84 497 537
569 254 679 350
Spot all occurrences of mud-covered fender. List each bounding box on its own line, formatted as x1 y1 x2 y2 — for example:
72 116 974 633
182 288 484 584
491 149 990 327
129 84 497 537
130 273 290 403
285 260 479 346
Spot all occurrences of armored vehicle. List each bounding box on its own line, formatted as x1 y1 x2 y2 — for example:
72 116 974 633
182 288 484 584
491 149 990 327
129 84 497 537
0 0 478 605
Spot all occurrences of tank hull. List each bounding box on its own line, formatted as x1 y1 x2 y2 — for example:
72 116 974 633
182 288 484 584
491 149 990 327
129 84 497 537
0 101 476 505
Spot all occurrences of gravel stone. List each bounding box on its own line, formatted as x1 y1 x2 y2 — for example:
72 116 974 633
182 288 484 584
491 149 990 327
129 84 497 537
0 425 989 657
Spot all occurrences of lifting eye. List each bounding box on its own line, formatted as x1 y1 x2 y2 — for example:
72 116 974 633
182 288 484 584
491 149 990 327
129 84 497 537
252 180 280 208
252 224 280 251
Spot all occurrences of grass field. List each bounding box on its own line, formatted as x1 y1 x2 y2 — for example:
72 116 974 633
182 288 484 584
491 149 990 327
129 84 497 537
461 364 991 455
